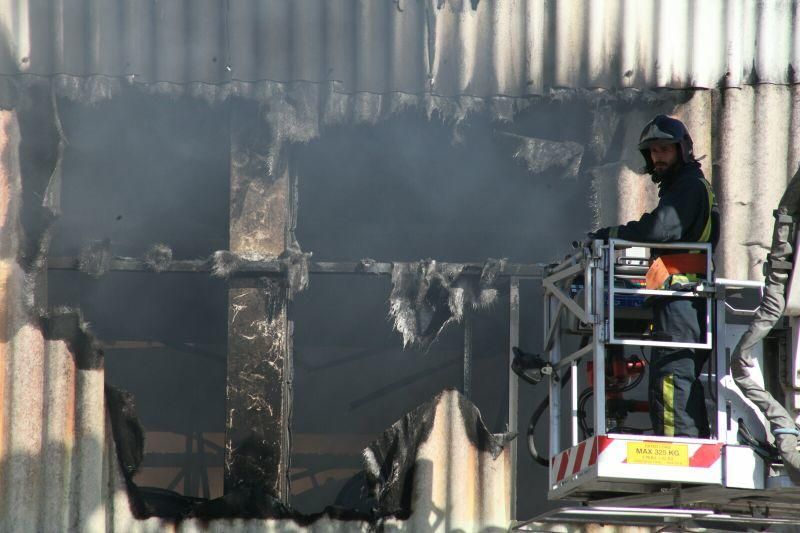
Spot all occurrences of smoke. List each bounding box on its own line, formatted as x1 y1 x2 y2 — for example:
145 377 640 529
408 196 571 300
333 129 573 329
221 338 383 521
50 92 230 260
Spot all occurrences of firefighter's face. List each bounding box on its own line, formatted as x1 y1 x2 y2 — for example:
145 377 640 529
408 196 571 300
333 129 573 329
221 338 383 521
649 142 679 175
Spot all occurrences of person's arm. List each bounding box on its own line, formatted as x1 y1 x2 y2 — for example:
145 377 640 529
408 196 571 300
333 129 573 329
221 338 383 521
593 179 705 243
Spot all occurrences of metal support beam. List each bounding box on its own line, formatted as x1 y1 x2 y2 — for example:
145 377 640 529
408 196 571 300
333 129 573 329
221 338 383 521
508 277 520 520
542 262 589 325
592 240 606 437
552 342 593 371
547 291 561 459
47 257 545 278
463 308 473 398
224 103 290 499
226 277 290 497
543 300 564 352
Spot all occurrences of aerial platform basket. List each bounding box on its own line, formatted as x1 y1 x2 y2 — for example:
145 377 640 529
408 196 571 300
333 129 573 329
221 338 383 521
542 239 787 508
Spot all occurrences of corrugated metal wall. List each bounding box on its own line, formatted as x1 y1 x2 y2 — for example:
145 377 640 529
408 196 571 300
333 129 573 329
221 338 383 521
716 85 800 279
0 0 797 96
590 86 800 280
0 110 103 533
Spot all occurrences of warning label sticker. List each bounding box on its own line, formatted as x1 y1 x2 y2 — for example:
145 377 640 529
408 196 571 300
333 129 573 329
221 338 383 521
626 442 689 467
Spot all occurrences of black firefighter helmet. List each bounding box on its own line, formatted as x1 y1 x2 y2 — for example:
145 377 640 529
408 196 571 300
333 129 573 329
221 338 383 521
638 114 695 174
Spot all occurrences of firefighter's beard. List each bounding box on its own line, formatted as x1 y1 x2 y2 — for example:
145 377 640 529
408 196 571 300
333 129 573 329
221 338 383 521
651 160 680 183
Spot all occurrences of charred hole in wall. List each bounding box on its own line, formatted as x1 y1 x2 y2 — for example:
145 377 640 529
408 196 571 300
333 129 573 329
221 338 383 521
32 90 681 519
289 107 596 513
290 275 511 513
46 91 230 500
49 92 230 258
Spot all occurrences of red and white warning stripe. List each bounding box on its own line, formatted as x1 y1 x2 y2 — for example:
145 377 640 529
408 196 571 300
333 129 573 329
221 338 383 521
551 436 604 484
686 442 723 467
551 437 722 484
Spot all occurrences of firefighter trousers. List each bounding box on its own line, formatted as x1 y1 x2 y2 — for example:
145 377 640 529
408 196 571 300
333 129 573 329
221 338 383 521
648 297 710 438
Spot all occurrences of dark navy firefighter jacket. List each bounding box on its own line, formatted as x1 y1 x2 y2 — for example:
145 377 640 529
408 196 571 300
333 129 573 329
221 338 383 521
600 161 719 250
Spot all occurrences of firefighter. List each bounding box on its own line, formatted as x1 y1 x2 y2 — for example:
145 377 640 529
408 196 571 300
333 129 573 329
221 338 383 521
590 115 720 438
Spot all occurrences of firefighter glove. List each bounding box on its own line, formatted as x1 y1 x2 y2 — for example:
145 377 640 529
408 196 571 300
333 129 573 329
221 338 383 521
588 226 618 241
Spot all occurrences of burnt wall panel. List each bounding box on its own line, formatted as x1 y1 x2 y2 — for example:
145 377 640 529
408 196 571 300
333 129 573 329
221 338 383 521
225 102 290 498
225 277 288 496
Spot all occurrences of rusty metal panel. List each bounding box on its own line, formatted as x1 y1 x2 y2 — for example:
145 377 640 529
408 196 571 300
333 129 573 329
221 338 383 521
0 108 105 532
0 0 798 95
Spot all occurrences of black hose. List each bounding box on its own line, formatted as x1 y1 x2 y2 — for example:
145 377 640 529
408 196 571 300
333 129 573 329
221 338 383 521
617 369 645 393
524 336 592 466
527 369 572 466
528 364 650 464
578 388 593 438
738 420 780 462
576 369 645 439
